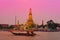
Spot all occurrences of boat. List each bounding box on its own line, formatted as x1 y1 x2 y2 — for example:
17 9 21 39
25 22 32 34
10 30 36 36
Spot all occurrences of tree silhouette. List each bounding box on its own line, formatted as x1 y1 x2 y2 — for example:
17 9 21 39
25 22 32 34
9 25 14 30
0 25 2 30
47 20 57 31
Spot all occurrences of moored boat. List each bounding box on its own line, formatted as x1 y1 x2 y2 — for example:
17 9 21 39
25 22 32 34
10 30 36 36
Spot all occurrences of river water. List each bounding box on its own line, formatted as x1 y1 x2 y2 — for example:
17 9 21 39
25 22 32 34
0 31 60 40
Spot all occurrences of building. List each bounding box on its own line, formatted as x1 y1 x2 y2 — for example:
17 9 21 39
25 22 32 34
0 24 9 30
25 8 35 29
12 8 35 30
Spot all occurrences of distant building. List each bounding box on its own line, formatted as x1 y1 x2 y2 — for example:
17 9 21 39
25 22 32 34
0 24 9 28
0 24 9 30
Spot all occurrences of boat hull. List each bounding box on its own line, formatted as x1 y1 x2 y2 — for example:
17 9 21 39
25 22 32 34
12 32 36 36
10 30 36 36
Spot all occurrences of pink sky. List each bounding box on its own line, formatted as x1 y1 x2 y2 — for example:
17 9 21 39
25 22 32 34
0 0 60 25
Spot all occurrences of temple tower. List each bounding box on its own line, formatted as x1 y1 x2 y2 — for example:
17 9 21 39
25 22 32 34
25 8 35 29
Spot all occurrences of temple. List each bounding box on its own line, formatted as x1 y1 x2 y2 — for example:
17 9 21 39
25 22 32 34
10 8 36 36
14 8 35 30
25 8 35 29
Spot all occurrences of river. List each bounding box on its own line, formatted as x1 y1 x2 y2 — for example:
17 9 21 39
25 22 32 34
0 31 60 40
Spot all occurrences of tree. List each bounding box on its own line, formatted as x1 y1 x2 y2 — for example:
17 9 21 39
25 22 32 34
0 25 2 30
47 20 57 31
29 23 35 29
9 25 14 30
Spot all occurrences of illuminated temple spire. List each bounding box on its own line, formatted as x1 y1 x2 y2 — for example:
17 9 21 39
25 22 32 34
29 8 32 15
28 8 33 21
25 8 35 28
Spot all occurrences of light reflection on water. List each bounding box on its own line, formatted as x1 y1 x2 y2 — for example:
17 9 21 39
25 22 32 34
0 31 60 40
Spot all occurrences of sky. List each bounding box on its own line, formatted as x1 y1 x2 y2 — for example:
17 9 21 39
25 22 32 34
0 0 60 25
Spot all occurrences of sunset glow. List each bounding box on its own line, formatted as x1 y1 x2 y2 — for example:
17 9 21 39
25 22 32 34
0 0 60 25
